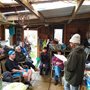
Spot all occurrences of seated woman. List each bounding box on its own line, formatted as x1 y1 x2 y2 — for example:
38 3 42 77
39 47 50 75
52 50 64 85
5 50 32 87
15 46 38 71
19 42 33 63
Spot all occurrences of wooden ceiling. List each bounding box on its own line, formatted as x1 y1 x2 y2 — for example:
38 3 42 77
0 0 90 26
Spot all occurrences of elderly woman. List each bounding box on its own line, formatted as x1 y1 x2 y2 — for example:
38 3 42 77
15 46 38 71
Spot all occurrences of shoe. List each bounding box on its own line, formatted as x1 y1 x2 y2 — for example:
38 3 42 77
40 73 43 75
54 80 58 85
34 68 39 71
25 81 32 86
40 71 43 75
29 83 32 87
27 83 32 89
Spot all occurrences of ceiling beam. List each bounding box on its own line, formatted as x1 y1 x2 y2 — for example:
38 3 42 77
29 0 60 4
68 0 85 23
15 0 44 20
0 1 4 7
46 13 90 23
0 6 25 13
6 13 90 24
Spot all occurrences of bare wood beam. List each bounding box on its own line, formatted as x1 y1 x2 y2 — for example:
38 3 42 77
6 13 90 24
0 1 4 7
0 6 25 13
68 0 85 23
15 0 44 20
29 0 60 4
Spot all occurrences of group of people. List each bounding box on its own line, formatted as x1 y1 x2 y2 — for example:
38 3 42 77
2 33 88 90
4 37 38 88
5 42 38 88
39 33 87 90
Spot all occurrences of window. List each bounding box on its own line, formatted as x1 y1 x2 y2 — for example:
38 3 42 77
54 29 63 44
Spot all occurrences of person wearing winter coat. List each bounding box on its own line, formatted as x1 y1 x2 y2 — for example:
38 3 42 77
64 34 86 90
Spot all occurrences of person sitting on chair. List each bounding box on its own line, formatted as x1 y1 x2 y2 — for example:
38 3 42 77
39 47 50 75
5 50 32 87
52 50 64 85
15 46 38 71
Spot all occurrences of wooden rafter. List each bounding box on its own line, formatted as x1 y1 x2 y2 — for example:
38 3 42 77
6 12 90 24
29 0 60 4
68 0 85 23
0 1 4 7
15 0 44 20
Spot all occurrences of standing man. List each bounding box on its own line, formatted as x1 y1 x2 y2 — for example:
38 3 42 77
64 34 86 90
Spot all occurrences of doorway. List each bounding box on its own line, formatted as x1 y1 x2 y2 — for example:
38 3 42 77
24 29 38 64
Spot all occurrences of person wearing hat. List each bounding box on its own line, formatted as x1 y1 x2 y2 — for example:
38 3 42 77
5 50 32 87
64 34 86 90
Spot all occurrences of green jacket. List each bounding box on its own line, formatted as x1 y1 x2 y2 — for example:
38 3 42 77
64 46 86 86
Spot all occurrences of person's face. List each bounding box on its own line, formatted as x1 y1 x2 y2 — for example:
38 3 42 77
10 53 16 60
43 49 47 53
17 48 21 52
69 42 75 48
57 51 61 55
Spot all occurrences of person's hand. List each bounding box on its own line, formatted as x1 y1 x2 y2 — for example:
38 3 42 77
19 69 25 72
43 64 45 67
56 62 61 65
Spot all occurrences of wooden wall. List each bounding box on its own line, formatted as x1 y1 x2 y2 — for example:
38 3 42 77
0 25 5 40
0 19 90 46
64 21 90 45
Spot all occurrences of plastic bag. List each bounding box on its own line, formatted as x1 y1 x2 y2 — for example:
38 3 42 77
2 82 27 90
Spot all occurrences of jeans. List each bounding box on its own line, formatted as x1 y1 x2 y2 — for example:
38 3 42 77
64 78 79 90
54 66 61 80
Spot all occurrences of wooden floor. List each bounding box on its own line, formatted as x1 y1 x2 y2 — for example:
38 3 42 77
29 71 86 90
30 72 64 90
2 71 86 90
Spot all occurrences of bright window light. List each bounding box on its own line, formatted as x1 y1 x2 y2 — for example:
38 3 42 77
83 1 90 5
54 29 63 44
32 1 76 11
3 10 30 15
0 0 17 4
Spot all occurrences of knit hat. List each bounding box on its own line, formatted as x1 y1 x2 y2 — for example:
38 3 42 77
8 50 15 55
69 34 80 44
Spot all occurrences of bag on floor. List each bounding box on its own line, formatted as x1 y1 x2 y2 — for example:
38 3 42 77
2 71 13 82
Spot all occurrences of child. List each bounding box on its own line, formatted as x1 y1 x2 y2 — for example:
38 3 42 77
52 50 64 85
39 47 50 75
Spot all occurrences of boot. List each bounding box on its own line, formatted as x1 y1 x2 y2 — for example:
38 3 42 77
54 76 59 85
54 80 59 85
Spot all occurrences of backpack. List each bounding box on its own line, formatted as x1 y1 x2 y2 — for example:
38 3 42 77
2 71 13 82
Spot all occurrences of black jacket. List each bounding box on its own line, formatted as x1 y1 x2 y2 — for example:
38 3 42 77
64 46 86 86
15 51 26 63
